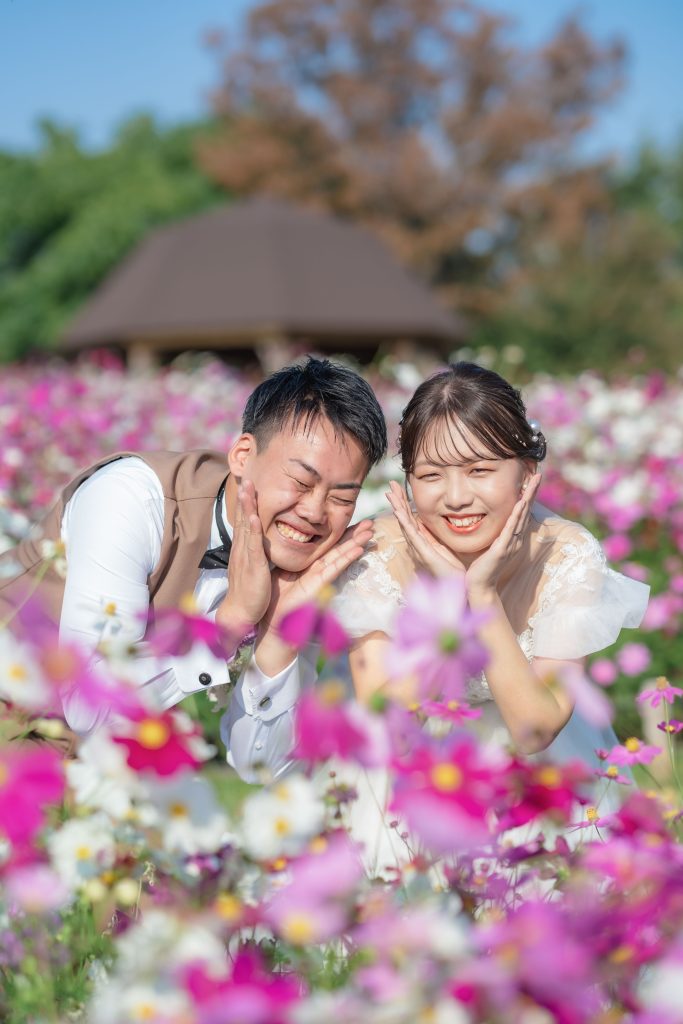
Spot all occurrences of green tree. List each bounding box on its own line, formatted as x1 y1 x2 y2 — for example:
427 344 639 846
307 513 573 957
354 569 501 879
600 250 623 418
0 116 221 361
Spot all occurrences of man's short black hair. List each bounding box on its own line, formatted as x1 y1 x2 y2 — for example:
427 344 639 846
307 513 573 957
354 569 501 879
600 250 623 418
242 357 387 467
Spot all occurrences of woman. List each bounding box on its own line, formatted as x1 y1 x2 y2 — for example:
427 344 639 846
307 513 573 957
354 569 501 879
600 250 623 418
333 363 649 872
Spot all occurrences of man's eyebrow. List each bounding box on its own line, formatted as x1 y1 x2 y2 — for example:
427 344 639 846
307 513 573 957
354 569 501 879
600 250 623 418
288 459 362 490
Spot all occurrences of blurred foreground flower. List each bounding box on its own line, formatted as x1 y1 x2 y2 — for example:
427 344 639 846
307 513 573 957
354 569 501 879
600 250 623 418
294 681 388 766
111 708 212 777
0 745 64 858
637 675 683 708
279 586 349 656
385 574 489 702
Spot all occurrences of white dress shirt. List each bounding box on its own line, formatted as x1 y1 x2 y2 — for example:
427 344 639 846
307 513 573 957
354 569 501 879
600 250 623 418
58 457 307 778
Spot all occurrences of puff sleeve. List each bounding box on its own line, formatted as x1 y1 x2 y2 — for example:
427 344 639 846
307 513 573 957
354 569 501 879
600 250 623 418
529 529 649 660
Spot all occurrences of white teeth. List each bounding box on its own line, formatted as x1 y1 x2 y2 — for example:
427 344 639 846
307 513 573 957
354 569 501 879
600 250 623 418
446 515 484 528
276 522 314 543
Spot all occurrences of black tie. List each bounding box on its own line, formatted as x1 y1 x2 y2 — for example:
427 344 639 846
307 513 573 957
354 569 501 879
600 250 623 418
198 476 232 571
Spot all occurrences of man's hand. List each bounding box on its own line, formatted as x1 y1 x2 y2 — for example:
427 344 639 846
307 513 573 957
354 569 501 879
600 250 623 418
253 519 374 677
215 480 271 636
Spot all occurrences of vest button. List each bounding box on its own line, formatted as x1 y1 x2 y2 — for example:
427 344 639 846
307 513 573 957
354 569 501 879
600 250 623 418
258 696 272 709
198 672 212 686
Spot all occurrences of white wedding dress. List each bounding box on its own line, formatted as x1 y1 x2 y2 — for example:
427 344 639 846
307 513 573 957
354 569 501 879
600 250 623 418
329 504 650 877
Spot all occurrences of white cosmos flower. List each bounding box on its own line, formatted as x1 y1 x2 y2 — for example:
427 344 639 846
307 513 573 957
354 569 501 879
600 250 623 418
47 813 116 891
66 730 145 820
113 908 227 982
241 773 325 860
88 980 192 1024
140 772 231 856
0 632 54 712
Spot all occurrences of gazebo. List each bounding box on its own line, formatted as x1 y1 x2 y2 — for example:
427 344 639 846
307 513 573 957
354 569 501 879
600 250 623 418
62 197 462 369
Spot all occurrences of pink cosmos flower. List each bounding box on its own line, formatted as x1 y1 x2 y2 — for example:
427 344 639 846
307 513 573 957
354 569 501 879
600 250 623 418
390 733 500 853
0 746 65 853
279 597 349 656
147 601 242 659
596 764 632 785
616 643 652 676
385 574 490 702
420 699 482 723
607 737 662 766
294 682 387 766
182 949 302 1024
111 708 205 776
590 658 618 687
637 676 683 708
602 534 632 561
499 758 591 831
4 863 70 912
557 664 613 726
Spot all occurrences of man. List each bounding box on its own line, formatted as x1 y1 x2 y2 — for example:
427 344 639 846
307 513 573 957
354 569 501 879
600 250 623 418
0 358 387 775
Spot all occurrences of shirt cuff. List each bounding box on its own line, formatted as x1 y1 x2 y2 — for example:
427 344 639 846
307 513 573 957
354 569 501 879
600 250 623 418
234 656 301 722
168 647 231 695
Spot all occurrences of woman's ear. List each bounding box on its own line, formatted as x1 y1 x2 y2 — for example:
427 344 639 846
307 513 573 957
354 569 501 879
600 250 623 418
227 433 257 480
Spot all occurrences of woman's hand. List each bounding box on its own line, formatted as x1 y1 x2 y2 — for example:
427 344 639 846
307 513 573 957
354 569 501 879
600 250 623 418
386 480 465 578
465 472 542 603
266 519 374 626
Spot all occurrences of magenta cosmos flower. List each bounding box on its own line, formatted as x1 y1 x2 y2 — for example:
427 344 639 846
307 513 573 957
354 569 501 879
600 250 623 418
0 746 65 854
279 591 349 657
293 681 384 766
111 708 204 776
390 733 501 853
385 574 490 702
182 948 303 1024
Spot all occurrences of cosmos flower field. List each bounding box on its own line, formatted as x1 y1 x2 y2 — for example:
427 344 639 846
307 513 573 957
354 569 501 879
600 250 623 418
1 354 683 1023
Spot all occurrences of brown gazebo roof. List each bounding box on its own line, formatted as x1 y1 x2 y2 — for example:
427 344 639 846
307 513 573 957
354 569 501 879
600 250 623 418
63 197 461 350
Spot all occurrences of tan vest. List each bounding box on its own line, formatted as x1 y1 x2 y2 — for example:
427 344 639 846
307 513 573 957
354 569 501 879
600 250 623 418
0 450 228 636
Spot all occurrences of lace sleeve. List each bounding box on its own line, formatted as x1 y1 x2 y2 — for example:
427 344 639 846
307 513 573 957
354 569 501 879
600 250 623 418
529 529 649 660
332 547 405 639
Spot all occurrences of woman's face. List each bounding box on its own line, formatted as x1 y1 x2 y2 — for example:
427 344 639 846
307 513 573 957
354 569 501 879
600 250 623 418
407 418 534 564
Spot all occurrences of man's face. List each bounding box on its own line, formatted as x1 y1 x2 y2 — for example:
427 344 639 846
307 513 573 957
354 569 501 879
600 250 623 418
228 415 369 572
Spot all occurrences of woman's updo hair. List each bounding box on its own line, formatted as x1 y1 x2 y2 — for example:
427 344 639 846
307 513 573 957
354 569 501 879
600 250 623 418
399 362 547 475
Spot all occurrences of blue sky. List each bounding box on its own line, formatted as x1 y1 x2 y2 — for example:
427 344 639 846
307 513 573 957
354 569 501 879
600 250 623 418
2 0 682 160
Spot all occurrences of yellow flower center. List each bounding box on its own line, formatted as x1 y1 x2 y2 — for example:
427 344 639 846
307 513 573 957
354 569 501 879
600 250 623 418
625 738 641 753
41 647 79 683
169 802 188 818
76 845 92 860
317 583 336 607
319 680 346 706
586 807 599 822
133 1004 157 1022
271 857 287 872
609 944 634 965
215 893 243 923
447 700 460 711
655 676 669 691
309 836 328 855
430 762 462 792
606 765 619 778
535 766 562 788
136 719 170 749
180 592 199 615
8 663 27 682
103 601 117 617
274 783 291 800
274 817 291 836
281 912 316 944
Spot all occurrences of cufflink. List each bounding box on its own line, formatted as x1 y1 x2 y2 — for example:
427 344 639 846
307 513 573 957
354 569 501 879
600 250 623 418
258 696 272 709
198 672 212 686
